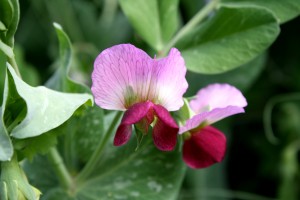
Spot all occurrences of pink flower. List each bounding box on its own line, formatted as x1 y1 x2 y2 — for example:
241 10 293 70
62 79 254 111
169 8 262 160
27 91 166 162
91 44 188 151
179 84 247 169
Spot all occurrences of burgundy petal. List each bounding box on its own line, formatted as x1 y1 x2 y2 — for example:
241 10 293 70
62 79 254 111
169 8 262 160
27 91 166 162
183 126 226 169
114 102 152 146
152 105 179 151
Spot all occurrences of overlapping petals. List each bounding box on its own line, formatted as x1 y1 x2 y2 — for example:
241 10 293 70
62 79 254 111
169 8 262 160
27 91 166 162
180 84 247 134
92 44 188 111
180 83 247 169
183 126 226 169
114 101 178 151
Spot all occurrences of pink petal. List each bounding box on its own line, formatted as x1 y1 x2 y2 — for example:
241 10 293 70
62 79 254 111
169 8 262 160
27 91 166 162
114 102 152 146
92 44 187 111
152 105 179 151
183 126 226 169
179 106 244 134
153 48 188 111
190 84 247 114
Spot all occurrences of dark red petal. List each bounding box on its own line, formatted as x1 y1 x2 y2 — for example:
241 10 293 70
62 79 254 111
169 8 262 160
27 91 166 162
113 102 153 146
183 126 226 169
152 105 179 151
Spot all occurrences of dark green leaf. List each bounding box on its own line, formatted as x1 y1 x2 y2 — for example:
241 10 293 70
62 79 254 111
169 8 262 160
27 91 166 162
222 0 300 23
185 53 267 96
177 5 279 74
119 0 179 51
26 136 186 200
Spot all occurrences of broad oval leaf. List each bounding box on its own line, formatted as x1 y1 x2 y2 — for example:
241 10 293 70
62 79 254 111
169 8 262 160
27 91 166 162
0 108 13 161
222 0 300 24
119 0 179 51
3 64 93 139
177 5 279 74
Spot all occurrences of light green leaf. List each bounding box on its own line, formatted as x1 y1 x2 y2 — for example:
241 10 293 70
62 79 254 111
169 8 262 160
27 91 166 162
3 63 93 139
177 5 279 74
0 21 6 31
26 136 186 200
46 23 90 93
1 0 19 46
0 0 13 33
0 108 13 161
222 0 300 23
119 0 179 51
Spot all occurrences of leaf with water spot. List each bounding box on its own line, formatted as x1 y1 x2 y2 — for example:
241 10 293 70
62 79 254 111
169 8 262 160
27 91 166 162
25 134 186 200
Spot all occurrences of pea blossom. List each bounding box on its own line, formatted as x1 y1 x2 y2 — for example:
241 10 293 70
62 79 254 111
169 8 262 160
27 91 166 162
91 44 188 151
179 84 247 169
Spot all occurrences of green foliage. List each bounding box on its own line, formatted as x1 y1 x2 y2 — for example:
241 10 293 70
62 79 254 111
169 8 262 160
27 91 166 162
2 64 92 139
0 108 13 161
26 136 186 200
177 5 279 74
222 0 300 23
119 0 179 51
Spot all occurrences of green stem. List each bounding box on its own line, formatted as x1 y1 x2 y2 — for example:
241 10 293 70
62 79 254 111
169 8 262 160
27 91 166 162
76 111 123 182
263 93 300 145
161 0 220 56
48 147 73 190
7 55 21 78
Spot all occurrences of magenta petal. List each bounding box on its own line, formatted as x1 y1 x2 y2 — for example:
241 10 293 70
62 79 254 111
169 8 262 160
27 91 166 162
179 106 244 134
113 102 152 146
152 105 179 151
183 126 226 169
190 84 247 114
92 44 187 111
92 44 153 110
153 48 188 111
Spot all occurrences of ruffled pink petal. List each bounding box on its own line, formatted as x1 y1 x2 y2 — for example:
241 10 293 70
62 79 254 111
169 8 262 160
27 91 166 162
92 44 153 110
152 105 179 151
183 126 226 169
179 106 244 134
190 84 247 114
114 102 152 146
92 44 187 111
153 48 188 111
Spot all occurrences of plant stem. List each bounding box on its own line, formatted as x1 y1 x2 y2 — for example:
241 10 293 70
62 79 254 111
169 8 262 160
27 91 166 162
7 55 22 78
48 147 73 190
76 111 123 182
161 0 220 56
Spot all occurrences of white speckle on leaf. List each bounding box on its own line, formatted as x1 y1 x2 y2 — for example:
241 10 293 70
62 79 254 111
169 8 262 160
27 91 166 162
130 191 140 197
147 180 162 193
131 173 137 179
134 160 143 166
114 194 127 200
165 163 173 169
114 177 132 190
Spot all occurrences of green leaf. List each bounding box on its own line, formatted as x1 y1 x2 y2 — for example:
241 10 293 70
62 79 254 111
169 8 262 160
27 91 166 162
119 0 179 51
46 23 90 93
222 0 300 23
1 0 19 46
0 0 13 32
26 136 186 200
185 53 267 96
2 63 93 139
177 5 279 74
0 108 13 161
0 21 6 31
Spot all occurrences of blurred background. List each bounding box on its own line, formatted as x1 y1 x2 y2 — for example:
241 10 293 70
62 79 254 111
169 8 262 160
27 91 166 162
1 0 299 199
